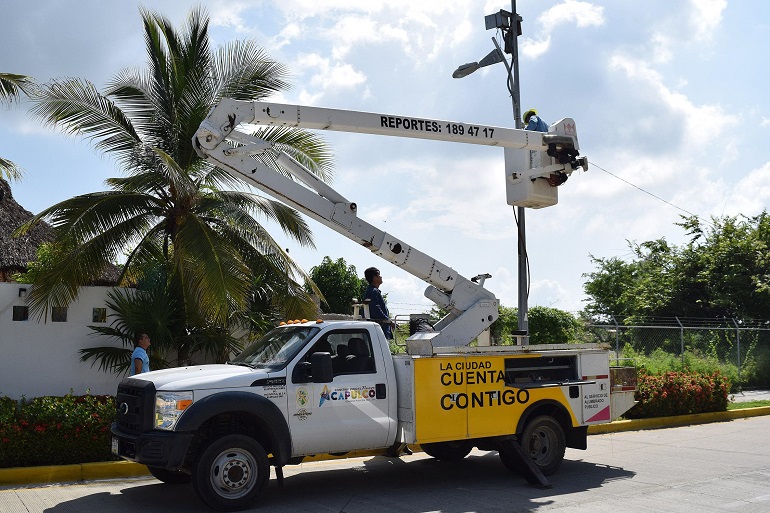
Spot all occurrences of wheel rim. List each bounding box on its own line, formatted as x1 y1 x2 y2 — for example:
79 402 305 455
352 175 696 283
208 448 259 499
526 424 559 466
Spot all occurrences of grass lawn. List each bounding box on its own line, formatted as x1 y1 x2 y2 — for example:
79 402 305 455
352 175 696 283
727 400 770 410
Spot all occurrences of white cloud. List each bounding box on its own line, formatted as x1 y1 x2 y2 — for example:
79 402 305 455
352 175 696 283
608 55 733 147
530 278 572 309
389 156 516 240
386 275 433 316
292 53 368 103
521 36 551 60
450 19 474 49
272 23 301 50
522 0 604 59
643 1 726 61
538 0 605 33
726 162 770 216
327 16 383 60
689 0 727 42
649 33 674 64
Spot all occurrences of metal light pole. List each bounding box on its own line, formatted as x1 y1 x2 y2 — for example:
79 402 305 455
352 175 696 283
508 0 528 345
453 1 528 344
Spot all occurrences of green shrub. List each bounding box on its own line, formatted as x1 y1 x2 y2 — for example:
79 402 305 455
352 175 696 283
621 344 744 391
738 342 770 388
625 370 730 419
0 393 117 468
0 397 17 424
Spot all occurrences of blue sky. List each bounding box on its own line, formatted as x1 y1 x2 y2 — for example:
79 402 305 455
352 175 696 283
2 0 768 319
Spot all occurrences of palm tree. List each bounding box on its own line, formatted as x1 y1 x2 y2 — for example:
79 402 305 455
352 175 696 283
0 73 35 181
19 8 331 366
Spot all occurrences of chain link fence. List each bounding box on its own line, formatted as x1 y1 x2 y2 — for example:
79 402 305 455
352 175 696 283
582 317 770 388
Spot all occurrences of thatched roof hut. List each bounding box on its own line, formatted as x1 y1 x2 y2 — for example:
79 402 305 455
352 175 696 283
0 178 121 284
0 178 55 281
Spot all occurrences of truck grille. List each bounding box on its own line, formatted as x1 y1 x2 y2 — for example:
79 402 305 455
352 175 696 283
115 379 156 433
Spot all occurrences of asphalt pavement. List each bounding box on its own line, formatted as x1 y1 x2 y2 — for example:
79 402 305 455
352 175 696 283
730 388 770 402
1 415 769 513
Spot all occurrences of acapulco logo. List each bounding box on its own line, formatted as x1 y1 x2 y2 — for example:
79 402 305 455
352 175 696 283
119 402 129 415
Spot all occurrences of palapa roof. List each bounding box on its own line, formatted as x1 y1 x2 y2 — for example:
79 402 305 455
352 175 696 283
0 178 121 284
0 177 54 271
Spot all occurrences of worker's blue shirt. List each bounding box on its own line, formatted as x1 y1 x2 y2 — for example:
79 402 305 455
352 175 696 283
364 285 393 339
130 346 150 375
525 115 549 133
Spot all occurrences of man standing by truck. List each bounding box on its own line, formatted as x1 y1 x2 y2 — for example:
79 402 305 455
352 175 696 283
364 267 394 340
130 333 151 375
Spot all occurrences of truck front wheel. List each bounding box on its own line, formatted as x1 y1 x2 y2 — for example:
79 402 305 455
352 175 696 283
508 415 565 476
420 440 472 461
192 434 269 511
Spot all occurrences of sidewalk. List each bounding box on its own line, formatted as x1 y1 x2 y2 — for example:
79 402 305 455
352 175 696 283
2 404 769 488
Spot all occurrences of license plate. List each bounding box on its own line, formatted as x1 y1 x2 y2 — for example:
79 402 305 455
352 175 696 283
112 437 119 455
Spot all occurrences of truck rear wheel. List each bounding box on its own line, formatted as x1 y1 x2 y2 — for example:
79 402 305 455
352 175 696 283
420 440 472 461
147 466 191 484
192 434 269 511
504 415 565 476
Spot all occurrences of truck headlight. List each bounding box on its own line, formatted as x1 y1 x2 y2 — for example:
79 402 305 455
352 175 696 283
154 391 193 430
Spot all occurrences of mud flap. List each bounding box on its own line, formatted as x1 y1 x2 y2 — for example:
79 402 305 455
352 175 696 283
496 435 552 489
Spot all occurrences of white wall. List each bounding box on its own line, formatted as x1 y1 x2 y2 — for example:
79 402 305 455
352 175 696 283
0 283 126 400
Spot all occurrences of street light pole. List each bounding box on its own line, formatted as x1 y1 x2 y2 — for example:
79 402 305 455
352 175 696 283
492 2 528 344
453 1 529 344
509 0 529 346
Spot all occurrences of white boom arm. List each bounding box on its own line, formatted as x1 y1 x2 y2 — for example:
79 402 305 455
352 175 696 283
193 99 585 349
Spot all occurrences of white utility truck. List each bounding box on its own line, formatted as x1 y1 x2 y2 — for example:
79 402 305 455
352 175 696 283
110 100 635 511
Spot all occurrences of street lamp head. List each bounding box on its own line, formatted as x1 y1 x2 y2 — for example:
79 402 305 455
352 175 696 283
452 62 479 79
452 49 504 79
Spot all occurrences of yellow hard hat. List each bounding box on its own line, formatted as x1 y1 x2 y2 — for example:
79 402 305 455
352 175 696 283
523 108 537 124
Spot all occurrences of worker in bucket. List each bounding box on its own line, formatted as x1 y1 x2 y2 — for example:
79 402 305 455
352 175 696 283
523 108 548 132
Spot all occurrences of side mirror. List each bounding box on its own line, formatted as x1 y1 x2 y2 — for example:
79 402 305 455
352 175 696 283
292 361 311 383
311 352 333 383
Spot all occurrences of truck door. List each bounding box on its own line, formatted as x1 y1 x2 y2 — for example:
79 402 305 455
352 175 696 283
287 328 393 455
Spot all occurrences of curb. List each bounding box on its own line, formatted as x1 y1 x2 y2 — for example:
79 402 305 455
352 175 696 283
587 405 770 434
0 460 149 487
2 406 768 488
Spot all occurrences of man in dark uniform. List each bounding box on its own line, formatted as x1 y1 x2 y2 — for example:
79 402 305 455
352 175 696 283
364 267 394 340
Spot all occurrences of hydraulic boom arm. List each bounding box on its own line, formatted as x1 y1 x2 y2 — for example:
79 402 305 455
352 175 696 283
193 99 585 350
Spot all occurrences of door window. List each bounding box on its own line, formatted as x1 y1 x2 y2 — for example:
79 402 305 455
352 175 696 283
302 330 376 379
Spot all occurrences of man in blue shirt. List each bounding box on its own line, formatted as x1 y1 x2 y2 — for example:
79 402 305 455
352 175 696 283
364 267 394 340
130 333 151 375
523 108 567 186
523 108 549 132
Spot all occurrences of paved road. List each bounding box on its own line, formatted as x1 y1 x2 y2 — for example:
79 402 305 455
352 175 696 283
2 416 769 513
731 388 770 402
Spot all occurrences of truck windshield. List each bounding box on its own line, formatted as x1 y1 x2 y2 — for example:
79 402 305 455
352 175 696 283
230 326 320 370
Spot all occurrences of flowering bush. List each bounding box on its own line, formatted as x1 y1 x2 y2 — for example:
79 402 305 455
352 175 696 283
0 393 117 468
625 370 730 419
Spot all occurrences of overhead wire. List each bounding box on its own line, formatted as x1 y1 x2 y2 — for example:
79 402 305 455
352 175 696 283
589 161 700 218
589 161 714 229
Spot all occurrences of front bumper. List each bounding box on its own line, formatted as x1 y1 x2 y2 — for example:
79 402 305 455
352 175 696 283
111 423 194 469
